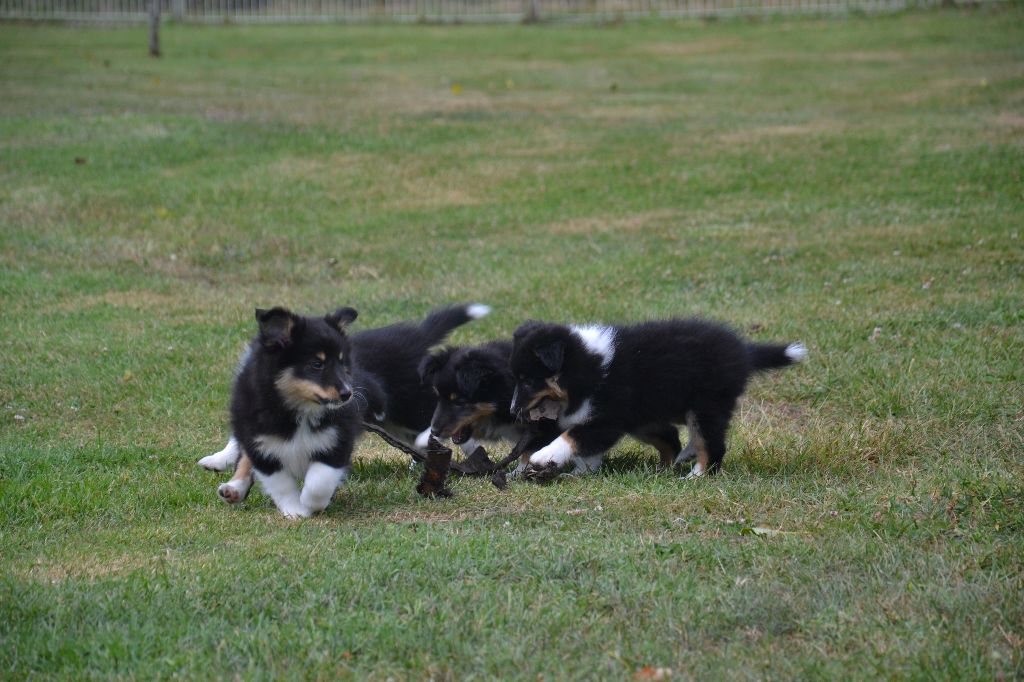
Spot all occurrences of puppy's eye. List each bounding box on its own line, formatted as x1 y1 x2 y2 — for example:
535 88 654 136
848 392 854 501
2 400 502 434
310 359 325 371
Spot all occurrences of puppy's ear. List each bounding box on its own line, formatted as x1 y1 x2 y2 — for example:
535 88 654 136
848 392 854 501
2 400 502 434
513 320 543 342
456 361 492 398
326 307 358 332
533 339 564 373
418 348 453 386
256 307 300 349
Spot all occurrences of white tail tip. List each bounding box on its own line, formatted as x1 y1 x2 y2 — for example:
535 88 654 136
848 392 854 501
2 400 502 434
467 304 492 320
785 342 808 362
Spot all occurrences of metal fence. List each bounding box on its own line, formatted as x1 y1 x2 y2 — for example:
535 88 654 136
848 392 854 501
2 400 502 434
0 0 973 23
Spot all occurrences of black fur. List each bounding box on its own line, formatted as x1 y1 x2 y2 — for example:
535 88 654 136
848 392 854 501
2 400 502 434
353 305 484 437
229 304 485 515
420 340 560 465
509 319 805 475
232 307 362 475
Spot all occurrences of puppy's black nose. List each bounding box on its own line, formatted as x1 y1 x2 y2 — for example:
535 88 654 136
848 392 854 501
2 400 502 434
338 389 353 402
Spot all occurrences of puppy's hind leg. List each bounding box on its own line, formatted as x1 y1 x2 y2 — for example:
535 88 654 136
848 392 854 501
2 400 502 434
632 424 682 471
198 436 241 472
217 452 254 504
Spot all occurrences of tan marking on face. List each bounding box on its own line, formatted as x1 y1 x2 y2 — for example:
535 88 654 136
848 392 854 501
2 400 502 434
229 453 254 485
275 368 338 408
524 376 569 411
449 403 497 435
316 352 326 361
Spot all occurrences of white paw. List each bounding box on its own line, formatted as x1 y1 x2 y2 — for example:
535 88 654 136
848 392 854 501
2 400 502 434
684 462 706 480
217 479 251 504
528 436 574 468
414 428 432 450
299 490 332 513
278 502 312 519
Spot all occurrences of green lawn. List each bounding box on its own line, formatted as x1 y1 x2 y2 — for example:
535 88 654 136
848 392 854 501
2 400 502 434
1 8 1022 679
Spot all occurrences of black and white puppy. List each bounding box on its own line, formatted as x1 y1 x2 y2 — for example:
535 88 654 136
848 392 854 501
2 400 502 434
509 319 807 478
204 304 490 517
229 306 362 518
416 341 562 476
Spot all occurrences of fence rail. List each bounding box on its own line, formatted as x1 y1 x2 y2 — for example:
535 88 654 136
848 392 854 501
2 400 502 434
0 0 974 23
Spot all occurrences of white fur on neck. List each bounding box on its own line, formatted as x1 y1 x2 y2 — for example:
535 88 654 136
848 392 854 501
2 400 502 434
559 398 593 429
570 325 616 371
255 423 338 479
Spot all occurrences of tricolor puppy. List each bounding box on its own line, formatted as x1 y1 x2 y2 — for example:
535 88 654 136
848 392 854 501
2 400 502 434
228 306 362 518
416 341 561 476
509 319 807 478
206 304 490 518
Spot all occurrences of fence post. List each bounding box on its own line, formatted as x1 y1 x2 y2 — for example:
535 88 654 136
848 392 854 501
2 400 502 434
149 0 161 56
522 0 538 22
173 0 184 21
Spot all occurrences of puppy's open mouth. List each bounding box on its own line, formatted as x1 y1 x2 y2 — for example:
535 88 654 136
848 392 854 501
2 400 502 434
452 424 473 445
528 399 562 422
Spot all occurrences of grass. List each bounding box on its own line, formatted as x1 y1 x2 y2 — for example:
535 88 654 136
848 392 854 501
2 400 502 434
1 7 1023 679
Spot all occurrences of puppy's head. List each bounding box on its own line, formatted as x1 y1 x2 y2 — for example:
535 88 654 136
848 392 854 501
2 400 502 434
420 346 512 444
508 321 572 421
254 306 358 416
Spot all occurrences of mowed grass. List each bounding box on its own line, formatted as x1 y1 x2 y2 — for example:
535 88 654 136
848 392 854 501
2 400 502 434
1 7 1023 679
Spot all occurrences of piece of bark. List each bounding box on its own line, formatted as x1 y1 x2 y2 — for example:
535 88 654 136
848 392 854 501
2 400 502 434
491 470 508 490
524 461 561 484
416 437 454 498
450 445 497 477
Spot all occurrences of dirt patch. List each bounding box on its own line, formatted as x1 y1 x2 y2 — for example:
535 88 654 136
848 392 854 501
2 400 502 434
543 209 681 236
20 553 156 583
738 399 810 430
636 38 743 58
993 112 1024 129
720 120 845 145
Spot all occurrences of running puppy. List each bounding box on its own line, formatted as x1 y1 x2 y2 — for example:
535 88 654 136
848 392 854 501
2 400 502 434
200 304 491 512
508 319 807 478
229 306 362 518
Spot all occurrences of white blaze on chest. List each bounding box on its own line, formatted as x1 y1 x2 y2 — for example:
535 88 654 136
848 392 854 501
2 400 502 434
255 422 339 478
570 325 616 370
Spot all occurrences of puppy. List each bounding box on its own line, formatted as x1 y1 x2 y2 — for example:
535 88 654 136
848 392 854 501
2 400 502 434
416 341 562 476
508 319 807 478
228 306 361 518
203 304 490 517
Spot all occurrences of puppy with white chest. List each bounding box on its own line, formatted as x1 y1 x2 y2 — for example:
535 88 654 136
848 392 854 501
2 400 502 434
509 319 807 479
229 306 363 518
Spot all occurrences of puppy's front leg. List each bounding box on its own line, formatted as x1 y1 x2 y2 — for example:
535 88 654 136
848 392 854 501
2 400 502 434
299 462 350 513
255 469 310 519
529 425 622 469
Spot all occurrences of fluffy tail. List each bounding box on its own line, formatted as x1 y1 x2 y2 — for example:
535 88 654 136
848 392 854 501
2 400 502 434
748 341 807 372
417 303 491 347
